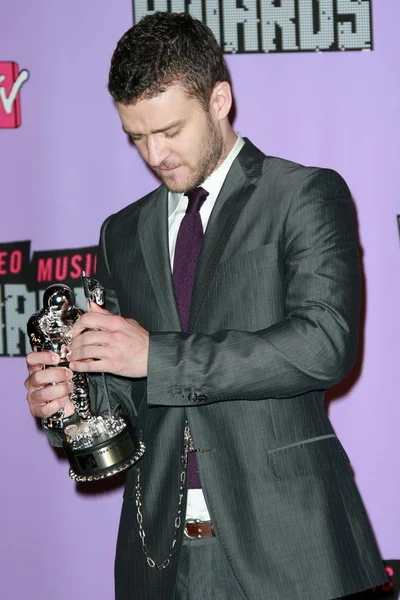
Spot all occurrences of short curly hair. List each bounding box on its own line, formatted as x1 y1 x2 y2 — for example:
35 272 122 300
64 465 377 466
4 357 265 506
108 11 231 110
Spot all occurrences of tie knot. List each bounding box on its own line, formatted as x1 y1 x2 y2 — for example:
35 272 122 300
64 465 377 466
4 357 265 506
185 187 209 213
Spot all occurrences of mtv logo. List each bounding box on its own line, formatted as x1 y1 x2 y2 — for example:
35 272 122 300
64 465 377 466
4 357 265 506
0 62 29 128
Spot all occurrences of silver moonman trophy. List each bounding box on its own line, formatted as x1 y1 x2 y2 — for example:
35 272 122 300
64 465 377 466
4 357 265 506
27 275 145 482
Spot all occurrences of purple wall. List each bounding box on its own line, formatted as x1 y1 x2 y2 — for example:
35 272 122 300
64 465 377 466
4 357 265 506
1 1 398 598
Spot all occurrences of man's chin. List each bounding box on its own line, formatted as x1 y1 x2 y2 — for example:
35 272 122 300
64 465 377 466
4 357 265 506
164 183 191 193
159 173 198 194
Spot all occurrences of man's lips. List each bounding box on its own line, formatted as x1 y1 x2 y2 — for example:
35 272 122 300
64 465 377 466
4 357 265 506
157 165 182 173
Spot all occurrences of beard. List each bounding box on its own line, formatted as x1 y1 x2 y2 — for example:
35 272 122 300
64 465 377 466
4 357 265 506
153 115 225 193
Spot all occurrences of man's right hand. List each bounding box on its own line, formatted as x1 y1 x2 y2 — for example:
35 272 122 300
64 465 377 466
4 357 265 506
24 351 76 420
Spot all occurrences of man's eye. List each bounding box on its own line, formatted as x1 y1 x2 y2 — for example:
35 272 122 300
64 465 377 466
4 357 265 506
130 136 142 143
165 130 179 139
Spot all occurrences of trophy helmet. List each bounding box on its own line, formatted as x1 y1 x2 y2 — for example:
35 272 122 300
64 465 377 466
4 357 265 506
43 284 76 314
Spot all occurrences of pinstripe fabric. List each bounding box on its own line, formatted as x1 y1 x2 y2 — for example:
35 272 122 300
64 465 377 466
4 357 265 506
174 537 245 600
174 538 345 600
84 139 388 600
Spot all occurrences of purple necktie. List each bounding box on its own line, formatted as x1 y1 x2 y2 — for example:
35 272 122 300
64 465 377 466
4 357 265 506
172 187 209 489
173 187 209 331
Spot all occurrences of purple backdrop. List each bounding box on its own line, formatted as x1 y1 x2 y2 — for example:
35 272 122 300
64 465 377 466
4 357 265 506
1 1 399 598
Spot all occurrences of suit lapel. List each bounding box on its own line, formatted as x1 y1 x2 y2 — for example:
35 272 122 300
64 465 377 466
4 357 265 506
138 186 182 330
137 139 266 333
189 139 265 332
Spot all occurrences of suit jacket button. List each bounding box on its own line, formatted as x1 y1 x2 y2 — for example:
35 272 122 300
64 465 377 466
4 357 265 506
188 392 198 402
198 394 208 402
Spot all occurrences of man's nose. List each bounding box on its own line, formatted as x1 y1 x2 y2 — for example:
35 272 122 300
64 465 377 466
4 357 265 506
146 135 169 167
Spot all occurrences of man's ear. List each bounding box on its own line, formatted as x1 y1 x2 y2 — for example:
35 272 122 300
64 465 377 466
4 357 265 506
210 81 232 121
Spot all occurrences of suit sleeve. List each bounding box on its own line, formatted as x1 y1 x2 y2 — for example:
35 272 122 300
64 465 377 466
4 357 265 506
86 216 144 426
147 168 362 405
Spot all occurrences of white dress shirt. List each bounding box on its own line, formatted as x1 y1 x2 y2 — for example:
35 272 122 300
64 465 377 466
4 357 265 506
168 133 245 521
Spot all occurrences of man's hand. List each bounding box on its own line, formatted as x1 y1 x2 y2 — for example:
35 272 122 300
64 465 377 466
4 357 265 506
68 303 149 378
25 351 75 419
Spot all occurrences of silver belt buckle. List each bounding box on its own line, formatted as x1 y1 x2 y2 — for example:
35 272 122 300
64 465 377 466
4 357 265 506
184 519 202 539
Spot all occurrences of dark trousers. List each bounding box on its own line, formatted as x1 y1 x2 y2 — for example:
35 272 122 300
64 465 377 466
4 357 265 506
174 536 244 600
173 535 346 600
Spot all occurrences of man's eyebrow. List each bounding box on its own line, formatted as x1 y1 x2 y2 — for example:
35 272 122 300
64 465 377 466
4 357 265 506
122 119 185 136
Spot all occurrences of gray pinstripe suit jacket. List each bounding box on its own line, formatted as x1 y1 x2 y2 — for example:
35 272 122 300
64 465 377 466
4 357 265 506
87 139 387 599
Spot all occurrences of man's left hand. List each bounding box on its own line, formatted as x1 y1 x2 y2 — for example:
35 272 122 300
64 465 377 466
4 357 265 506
68 303 149 378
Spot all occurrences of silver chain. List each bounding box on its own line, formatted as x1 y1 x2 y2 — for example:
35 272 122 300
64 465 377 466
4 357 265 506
135 423 190 570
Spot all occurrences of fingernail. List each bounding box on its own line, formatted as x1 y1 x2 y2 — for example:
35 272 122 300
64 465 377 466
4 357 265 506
67 381 74 391
64 368 73 379
51 353 59 363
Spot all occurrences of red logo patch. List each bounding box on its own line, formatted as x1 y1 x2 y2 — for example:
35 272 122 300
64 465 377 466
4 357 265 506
0 62 29 128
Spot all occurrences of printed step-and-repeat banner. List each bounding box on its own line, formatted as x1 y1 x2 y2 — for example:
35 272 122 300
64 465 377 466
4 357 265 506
1 2 399 599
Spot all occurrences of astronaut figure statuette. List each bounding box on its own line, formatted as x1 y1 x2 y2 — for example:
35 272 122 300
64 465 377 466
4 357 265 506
27 276 145 482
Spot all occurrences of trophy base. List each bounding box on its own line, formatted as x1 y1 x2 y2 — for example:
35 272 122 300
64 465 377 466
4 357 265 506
63 415 145 482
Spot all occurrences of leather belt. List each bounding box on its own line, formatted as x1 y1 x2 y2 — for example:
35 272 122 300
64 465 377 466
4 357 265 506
184 519 215 539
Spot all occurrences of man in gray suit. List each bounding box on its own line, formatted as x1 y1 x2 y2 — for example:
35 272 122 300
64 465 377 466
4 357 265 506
25 11 388 600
